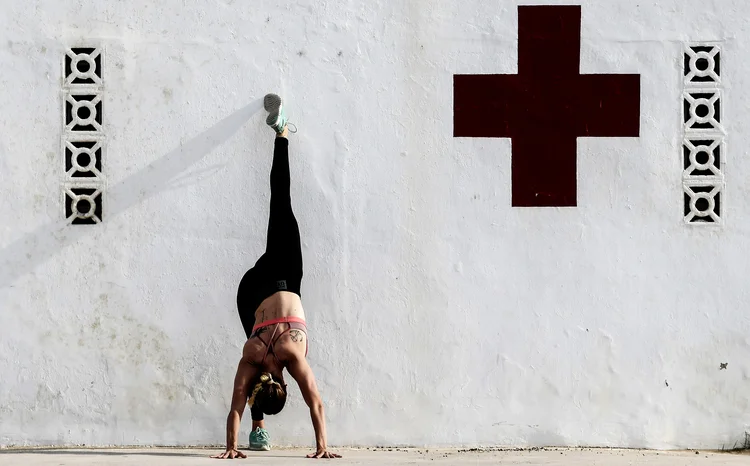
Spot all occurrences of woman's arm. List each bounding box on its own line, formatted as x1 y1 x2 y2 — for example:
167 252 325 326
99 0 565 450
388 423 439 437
286 355 341 459
211 358 256 459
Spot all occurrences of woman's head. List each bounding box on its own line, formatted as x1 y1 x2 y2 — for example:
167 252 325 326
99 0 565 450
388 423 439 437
247 372 287 415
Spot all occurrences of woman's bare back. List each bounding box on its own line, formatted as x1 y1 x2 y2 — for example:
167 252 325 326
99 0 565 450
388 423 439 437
242 291 307 366
254 291 305 324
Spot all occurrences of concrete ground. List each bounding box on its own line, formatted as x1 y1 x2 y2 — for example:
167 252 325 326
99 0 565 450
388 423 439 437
0 447 748 465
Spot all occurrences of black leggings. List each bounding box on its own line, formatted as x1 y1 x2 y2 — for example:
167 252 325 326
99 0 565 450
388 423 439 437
236 138 303 422
237 138 303 338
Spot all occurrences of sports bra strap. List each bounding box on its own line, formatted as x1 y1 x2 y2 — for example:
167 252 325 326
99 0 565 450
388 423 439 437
253 316 306 334
261 323 280 363
257 321 309 364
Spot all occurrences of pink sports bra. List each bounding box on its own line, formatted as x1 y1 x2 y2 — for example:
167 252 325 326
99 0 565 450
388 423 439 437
252 317 308 364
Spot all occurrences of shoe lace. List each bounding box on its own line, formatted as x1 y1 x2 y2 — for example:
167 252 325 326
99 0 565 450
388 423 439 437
287 123 298 134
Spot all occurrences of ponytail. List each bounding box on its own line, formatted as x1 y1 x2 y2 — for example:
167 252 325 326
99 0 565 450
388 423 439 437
247 373 282 407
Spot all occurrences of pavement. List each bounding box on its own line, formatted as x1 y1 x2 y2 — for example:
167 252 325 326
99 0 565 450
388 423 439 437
0 447 748 465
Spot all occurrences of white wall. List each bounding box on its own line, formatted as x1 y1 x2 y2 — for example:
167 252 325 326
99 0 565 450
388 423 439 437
1 0 749 449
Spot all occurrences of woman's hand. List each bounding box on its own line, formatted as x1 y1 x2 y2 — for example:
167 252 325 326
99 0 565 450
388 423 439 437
211 448 247 459
306 448 342 459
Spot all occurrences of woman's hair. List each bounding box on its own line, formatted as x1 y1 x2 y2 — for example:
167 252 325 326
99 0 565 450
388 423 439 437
247 373 287 415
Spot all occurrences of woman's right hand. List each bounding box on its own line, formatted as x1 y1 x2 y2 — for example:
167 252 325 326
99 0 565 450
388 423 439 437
306 448 342 459
211 448 247 459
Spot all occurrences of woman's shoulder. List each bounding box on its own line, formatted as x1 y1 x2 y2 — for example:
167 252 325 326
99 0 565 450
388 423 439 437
242 336 265 359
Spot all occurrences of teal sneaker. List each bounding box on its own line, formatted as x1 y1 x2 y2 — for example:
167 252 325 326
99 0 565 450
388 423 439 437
248 427 271 451
263 93 287 134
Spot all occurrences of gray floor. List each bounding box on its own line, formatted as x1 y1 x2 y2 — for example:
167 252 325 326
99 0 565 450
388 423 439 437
0 448 748 465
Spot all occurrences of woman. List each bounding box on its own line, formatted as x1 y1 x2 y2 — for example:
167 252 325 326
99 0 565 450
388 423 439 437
212 94 340 460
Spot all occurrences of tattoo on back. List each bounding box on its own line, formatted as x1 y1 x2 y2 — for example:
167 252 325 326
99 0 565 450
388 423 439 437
289 330 304 343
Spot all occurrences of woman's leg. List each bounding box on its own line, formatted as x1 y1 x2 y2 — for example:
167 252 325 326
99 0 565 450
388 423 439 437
236 266 262 337
264 132 303 295
236 130 302 337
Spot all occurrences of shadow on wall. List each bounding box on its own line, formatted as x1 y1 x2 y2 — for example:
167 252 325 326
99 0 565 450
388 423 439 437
0 99 263 289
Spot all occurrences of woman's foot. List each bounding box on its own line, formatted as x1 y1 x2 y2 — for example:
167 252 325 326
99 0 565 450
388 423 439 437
264 93 287 134
248 426 272 451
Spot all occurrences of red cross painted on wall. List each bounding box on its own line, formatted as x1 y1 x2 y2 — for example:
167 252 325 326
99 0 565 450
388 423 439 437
454 5 640 207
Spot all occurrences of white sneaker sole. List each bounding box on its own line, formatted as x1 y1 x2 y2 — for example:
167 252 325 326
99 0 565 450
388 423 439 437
263 93 281 112
264 93 283 126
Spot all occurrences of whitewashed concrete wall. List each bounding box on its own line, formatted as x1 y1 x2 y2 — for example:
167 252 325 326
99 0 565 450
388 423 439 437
1 0 749 449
